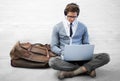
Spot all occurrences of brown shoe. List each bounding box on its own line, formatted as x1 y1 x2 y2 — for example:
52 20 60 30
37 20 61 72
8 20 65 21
58 71 74 80
88 70 96 78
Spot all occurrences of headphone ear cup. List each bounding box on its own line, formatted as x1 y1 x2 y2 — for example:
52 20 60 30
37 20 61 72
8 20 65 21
64 9 67 16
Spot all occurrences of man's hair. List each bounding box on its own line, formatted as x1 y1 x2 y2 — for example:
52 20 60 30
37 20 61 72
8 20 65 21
64 3 80 16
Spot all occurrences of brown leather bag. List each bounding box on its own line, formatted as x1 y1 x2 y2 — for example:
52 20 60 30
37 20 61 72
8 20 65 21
10 41 56 68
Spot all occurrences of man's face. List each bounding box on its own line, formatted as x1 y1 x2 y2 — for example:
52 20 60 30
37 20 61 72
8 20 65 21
66 12 78 23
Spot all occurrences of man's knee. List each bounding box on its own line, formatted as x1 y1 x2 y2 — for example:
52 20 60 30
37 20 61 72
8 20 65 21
100 53 110 64
48 57 56 67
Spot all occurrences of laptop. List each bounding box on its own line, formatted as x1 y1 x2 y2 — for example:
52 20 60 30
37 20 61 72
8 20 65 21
61 44 94 61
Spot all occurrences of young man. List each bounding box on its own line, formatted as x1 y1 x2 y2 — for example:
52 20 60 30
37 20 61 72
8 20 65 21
49 3 110 80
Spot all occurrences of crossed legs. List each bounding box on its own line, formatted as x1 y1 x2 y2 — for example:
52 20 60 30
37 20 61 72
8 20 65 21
49 53 110 79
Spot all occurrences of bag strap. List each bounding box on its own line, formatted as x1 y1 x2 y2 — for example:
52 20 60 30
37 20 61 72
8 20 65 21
16 41 51 59
29 44 50 58
19 41 31 50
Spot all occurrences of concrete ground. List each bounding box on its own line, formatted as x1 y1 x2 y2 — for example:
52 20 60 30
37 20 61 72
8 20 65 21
0 53 120 81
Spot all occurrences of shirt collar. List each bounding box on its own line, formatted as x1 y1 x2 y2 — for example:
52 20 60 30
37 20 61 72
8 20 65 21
63 16 78 37
64 16 78 27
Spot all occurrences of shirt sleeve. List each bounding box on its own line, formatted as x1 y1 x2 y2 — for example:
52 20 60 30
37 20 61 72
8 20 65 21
50 25 62 55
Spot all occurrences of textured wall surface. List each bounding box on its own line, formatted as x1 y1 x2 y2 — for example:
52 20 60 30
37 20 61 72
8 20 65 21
0 0 120 57
0 0 120 81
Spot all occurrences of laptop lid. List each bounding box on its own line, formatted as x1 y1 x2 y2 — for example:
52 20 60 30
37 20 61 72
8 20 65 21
62 44 94 61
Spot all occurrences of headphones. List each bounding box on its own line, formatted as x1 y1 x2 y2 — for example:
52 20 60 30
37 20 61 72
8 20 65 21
64 3 80 16
64 9 68 16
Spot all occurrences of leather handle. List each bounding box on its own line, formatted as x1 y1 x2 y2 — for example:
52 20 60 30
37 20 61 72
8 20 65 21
18 41 31 50
28 43 50 58
18 42 50 58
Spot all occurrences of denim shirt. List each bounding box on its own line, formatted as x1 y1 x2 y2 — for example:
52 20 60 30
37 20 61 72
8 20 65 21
51 21 89 55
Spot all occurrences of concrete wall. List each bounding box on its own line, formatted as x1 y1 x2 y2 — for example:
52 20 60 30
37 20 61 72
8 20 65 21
0 0 120 60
